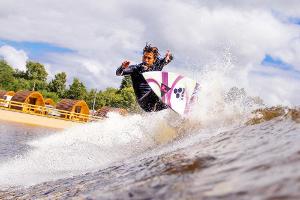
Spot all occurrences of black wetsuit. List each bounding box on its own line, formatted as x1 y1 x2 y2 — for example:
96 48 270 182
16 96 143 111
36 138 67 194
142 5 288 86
116 57 172 112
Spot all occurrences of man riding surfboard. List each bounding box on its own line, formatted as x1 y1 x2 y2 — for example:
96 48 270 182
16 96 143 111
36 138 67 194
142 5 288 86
116 44 173 112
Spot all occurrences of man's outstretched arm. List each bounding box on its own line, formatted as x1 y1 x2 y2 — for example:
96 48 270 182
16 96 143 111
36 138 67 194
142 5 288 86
116 61 136 76
155 50 174 70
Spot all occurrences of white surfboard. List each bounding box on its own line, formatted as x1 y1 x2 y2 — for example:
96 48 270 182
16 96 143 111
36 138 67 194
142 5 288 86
143 71 200 115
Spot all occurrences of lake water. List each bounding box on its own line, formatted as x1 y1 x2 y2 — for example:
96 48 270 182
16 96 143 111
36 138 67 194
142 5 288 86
0 108 300 199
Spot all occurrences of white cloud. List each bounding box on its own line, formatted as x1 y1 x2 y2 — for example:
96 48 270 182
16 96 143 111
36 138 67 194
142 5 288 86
0 0 299 105
0 45 28 71
248 70 300 106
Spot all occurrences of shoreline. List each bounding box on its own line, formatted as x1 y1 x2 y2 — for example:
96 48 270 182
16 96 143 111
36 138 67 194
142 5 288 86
0 109 82 129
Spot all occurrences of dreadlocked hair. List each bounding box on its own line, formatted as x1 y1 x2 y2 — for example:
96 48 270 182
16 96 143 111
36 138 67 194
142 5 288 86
143 43 160 59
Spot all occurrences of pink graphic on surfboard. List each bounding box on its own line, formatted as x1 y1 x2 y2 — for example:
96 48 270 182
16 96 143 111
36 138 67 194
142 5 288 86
143 71 200 115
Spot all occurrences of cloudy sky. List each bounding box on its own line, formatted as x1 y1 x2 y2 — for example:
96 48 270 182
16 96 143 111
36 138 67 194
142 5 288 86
0 0 299 106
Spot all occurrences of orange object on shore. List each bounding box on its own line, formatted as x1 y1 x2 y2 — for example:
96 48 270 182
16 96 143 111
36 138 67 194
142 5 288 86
11 91 45 113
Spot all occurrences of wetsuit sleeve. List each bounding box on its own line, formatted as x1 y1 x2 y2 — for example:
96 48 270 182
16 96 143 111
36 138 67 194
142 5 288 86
116 65 138 76
154 54 174 71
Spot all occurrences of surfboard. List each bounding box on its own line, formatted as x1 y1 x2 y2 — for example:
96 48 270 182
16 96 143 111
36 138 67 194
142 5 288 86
143 71 200 115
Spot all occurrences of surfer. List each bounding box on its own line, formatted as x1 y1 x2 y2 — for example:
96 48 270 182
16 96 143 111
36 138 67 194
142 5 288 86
116 44 173 112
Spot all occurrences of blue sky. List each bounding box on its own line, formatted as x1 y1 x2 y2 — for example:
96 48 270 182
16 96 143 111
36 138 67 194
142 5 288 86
261 12 300 74
289 17 300 25
0 39 74 61
262 54 293 71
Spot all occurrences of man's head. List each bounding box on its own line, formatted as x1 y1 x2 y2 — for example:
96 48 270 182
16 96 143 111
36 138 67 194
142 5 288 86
142 44 159 67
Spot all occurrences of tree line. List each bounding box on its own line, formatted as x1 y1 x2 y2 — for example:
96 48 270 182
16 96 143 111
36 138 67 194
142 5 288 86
0 59 139 112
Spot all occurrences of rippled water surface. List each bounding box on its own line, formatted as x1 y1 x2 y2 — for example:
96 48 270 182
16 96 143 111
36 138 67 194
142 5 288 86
0 110 299 200
0 121 55 163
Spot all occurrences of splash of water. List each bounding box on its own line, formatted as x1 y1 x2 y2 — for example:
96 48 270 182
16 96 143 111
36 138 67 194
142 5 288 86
0 113 161 186
188 48 261 129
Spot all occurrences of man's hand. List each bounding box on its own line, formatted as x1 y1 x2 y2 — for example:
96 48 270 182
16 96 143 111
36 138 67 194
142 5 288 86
122 61 130 68
165 50 173 62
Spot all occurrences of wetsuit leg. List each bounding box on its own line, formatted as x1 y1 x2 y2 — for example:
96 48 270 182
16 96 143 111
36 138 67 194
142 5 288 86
138 91 168 112
153 101 169 112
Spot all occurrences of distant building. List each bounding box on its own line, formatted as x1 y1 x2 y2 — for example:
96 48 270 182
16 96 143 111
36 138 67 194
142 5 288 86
11 91 45 113
56 99 90 122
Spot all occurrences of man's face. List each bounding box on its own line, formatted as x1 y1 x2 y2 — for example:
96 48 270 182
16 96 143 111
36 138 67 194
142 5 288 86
142 52 155 67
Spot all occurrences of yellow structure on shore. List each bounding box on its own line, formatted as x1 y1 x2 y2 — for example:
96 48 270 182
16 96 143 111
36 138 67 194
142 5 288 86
45 98 56 106
0 91 15 98
11 91 45 113
0 90 102 129
56 99 90 122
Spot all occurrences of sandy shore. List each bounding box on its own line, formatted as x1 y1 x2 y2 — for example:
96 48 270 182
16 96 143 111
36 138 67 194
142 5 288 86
0 109 82 129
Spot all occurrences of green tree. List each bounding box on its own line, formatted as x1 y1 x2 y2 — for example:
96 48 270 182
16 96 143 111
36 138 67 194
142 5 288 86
13 69 27 79
24 61 48 91
84 89 98 110
9 78 31 91
120 76 132 89
65 78 87 100
0 60 15 90
40 90 60 103
95 86 138 111
118 76 139 112
25 61 48 81
29 79 48 91
48 72 67 98
99 87 123 108
119 87 139 112
90 75 139 112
